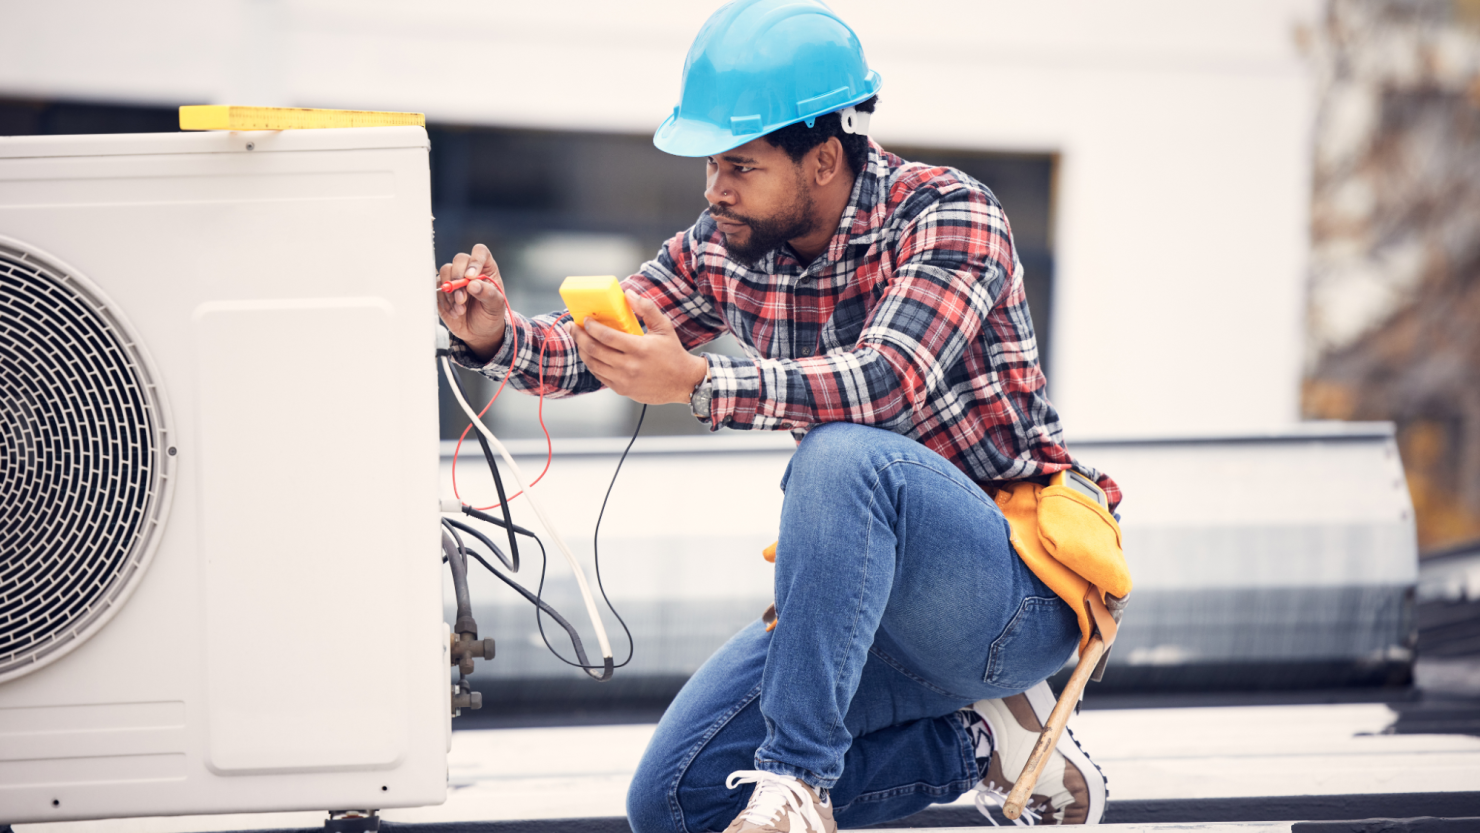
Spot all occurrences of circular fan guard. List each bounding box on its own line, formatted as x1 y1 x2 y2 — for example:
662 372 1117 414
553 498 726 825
0 239 172 682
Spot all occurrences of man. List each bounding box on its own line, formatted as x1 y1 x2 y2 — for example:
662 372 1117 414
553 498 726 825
437 0 1116 828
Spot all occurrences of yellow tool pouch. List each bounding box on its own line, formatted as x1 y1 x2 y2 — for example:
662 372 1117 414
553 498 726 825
995 474 1132 660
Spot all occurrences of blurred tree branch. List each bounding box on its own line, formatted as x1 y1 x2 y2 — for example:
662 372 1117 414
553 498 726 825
1303 0 1480 553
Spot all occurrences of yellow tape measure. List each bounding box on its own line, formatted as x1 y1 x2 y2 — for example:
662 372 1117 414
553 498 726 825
179 106 425 131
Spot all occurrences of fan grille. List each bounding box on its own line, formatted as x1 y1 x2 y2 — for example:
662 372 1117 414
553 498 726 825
0 241 171 680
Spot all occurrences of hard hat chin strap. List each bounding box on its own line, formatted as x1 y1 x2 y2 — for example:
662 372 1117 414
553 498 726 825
839 106 871 136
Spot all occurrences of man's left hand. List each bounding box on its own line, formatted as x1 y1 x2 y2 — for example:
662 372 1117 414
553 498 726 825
567 291 708 406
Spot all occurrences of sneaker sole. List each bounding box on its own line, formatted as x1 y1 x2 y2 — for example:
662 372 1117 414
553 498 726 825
1021 680 1108 824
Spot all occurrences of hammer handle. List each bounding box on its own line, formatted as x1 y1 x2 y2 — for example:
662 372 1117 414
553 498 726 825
1002 635 1107 820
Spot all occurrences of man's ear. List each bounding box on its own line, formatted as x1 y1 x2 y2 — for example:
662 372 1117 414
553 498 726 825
811 137 845 186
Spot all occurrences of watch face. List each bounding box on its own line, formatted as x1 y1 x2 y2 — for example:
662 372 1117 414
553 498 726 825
691 379 713 419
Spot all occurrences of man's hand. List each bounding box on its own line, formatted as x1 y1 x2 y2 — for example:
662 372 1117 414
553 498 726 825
436 244 507 361
567 291 708 406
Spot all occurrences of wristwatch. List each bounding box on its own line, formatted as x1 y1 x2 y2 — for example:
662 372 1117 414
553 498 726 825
690 369 714 422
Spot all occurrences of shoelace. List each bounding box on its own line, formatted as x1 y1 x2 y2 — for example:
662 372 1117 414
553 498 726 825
973 779 1047 827
726 770 828 833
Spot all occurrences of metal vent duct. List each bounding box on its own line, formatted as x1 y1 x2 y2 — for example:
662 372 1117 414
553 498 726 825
0 239 172 682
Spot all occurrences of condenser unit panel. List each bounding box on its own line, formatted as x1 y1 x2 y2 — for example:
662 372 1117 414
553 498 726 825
0 127 446 823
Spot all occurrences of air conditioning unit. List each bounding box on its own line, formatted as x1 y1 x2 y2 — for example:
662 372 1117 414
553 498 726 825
0 127 447 824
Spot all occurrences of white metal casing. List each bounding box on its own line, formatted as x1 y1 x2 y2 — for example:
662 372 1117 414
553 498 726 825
0 127 447 822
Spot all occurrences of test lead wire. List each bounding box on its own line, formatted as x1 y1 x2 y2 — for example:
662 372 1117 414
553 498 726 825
440 355 615 680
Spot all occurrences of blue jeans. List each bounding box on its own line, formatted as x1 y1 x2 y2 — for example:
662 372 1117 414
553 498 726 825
627 423 1080 833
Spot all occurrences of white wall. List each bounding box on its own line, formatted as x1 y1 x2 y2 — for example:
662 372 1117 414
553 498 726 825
0 0 1320 437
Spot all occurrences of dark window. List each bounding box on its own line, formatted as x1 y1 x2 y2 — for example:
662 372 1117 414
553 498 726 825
0 98 179 136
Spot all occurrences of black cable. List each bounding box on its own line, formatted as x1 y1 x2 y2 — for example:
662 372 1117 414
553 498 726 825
445 513 594 667
444 516 514 572
465 402 646 678
442 357 642 679
445 517 598 678
580 403 645 670
458 532 592 669
444 360 523 573
462 505 538 539
471 421 521 573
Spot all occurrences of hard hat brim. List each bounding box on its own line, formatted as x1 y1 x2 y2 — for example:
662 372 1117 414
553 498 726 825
652 112 762 158
652 84 882 159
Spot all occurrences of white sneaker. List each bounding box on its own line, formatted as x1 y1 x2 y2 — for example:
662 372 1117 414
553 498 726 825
721 770 836 833
961 681 1107 825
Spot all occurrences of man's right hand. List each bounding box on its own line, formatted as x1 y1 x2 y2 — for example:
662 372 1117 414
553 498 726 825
436 244 507 362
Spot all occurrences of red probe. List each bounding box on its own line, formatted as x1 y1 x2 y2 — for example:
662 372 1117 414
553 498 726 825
440 276 477 293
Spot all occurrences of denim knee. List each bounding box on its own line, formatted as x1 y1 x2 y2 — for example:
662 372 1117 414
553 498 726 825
783 422 905 491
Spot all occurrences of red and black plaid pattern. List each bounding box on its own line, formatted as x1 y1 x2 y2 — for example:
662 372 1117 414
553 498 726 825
453 141 1120 507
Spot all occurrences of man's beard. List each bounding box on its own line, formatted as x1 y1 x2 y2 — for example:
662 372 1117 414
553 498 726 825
710 183 818 268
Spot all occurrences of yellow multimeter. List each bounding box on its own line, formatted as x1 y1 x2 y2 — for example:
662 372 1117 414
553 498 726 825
559 276 644 336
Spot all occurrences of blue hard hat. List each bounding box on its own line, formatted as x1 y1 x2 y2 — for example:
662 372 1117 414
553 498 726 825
654 0 883 158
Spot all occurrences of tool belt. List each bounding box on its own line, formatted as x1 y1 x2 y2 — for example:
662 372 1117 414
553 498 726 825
993 472 1131 681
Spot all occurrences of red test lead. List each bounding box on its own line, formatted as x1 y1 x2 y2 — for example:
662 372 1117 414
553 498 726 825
446 277 555 511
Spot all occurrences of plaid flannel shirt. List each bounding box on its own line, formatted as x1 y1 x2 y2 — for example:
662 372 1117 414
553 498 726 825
452 141 1120 508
